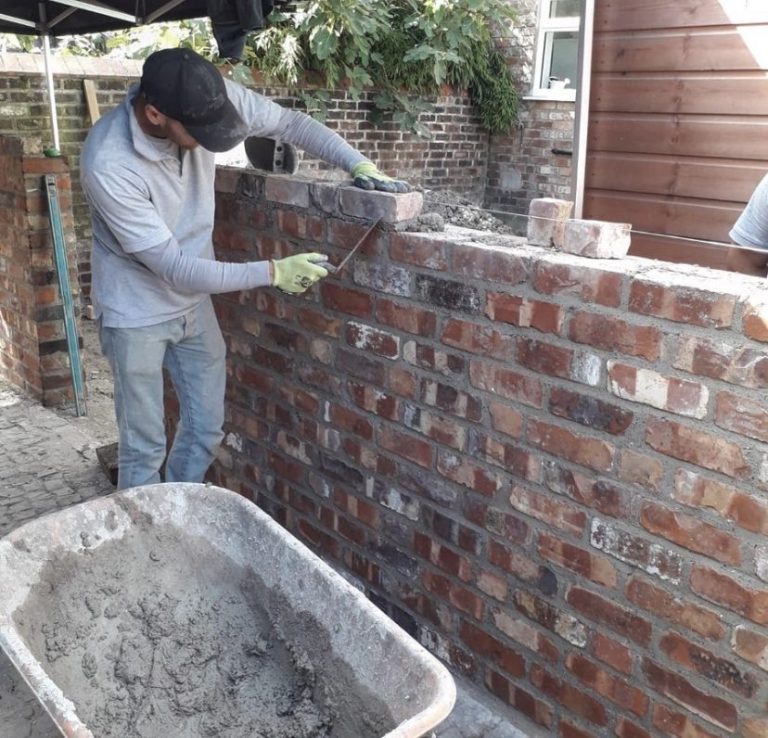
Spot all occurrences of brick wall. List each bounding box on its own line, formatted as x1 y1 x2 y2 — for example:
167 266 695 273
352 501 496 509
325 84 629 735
0 135 83 406
194 167 768 738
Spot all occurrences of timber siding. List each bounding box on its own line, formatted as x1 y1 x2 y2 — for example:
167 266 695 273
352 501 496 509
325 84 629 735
584 0 768 268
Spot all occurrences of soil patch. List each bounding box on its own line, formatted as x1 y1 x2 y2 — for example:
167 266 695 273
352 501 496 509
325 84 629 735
13 523 393 738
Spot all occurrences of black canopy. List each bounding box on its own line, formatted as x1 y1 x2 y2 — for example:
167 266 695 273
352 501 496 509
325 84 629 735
0 1 208 37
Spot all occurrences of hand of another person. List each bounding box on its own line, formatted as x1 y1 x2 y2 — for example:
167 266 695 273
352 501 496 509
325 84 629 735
272 253 328 293
352 161 410 194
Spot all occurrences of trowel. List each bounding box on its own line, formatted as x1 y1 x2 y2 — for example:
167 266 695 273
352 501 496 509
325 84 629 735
317 218 381 275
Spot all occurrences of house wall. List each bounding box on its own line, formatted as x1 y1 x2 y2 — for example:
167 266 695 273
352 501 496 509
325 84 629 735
585 0 768 268
190 167 768 738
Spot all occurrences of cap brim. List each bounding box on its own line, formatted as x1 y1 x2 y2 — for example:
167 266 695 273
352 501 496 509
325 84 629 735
185 98 249 153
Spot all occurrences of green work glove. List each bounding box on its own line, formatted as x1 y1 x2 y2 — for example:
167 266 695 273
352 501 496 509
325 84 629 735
352 161 410 194
272 253 328 293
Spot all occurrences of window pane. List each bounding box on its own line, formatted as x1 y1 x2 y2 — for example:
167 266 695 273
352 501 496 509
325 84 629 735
549 0 580 18
542 31 578 89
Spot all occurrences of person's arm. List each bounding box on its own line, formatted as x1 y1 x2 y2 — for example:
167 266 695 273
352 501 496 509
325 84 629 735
728 173 768 275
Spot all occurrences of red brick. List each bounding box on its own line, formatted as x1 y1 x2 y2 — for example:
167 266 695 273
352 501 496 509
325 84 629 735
515 590 588 646
413 532 472 581
345 321 400 358
615 717 652 738
592 632 633 674
437 450 501 496
297 306 342 337
422 571 485 619
625 576 724 640
320 281 373 317
389 232 449 270
742 298 768 342
441 318 515 359
528 419 614 472
485 669 554 729
421 379 482 422
690 565 768 625
543 464 627 517
642 659 737 731
486 292 563 334
348 382 399 420
567 586 652 646
459 621 525 677
629 281 735 328
538 533 617 587
375 298 437 336
469 360 543 407
659 631 758 697
559 721 593 738
510 486 587 535
328 403 374 440
617 449 664 491
651 704 720 738
452 243 528 284
645 419 749 479
715 391 768 443
533 261 623 307
378 426 433 468
640 501 741 565
566 652 649 717
549 386 633 434
517 337 574 379
732 625 768 672
493 610 558 662
674 335 768 389
530 664 608 726
488 541 539 580
489 401 523 438
569 311 662 360
744 717 768 738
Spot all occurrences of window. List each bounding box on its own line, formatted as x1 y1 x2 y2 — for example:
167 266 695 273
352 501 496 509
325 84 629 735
532 0 580 100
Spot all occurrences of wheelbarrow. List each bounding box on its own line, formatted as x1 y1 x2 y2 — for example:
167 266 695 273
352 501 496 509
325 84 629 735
0 483 455 738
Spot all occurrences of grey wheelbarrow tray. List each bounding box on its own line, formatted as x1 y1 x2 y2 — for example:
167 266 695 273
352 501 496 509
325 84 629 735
0 482 456 738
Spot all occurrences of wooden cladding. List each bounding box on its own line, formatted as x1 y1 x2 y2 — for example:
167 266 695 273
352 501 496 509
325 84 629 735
584 0 768 268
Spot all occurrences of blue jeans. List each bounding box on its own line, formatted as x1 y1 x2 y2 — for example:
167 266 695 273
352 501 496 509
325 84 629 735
99 297 226 490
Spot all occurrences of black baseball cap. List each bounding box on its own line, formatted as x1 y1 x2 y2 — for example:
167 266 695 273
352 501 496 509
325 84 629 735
140 48 248 152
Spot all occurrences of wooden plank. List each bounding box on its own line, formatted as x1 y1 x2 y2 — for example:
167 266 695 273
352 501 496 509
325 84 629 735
587 115 768 160
586 153 765 202
83 79 100 125
591 75 768 115
596 0 768 32
583 192 743 242
628 232 730 270
593 28 768 73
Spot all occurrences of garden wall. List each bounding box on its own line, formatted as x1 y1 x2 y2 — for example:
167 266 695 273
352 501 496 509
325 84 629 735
199 166 768 738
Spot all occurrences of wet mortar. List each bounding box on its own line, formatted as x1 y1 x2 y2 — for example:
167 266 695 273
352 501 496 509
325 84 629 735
12 520 394 738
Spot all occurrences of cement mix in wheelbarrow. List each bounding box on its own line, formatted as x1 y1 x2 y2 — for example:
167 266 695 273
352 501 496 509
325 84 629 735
12 518 393 738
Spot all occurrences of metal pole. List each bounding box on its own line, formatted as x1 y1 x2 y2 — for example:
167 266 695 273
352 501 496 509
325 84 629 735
39 3 61 153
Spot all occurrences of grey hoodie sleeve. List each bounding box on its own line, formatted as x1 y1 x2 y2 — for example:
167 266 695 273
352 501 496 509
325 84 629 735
224 78 369 173
134 236 272 294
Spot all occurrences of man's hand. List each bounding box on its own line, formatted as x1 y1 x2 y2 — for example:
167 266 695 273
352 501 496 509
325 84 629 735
272 253 328 293
352 161 410 194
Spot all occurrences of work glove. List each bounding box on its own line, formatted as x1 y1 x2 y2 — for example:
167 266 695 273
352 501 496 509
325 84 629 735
272 253 328 293
352 161 410 194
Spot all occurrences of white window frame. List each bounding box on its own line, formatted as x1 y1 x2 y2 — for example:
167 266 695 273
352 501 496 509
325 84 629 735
531 0 580 101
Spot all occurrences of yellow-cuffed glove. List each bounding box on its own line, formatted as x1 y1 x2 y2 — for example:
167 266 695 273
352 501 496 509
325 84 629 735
352 161 410 194
272 253 328 293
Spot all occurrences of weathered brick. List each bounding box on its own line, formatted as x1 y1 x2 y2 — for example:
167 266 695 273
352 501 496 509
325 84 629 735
659 631 757 697
488 541 541 581
732 626 768 673
715 391 768 443
625 576 725 640
530 664 608 726
422 570 484 619
510 486 587 535
470 360 543 407
567 586 652 646
375 298 436 336
488 401 523 438
460 621 525 677
690 565 768 626
549 386 633 434
562 218 632 259
468 432 542 481
615 718 652 738
608 361 709 418
674 469 768 535
338 186 423 223
538 533 618 587
645 419 749 479
389 232 450 270
404 404 466 450
592 632 633 674
516 590 587 646
451 243 528 284
526 197 573 247
642 659 737 731
345 321 400 358
403 340 466 376
566 652 649 716
569 311 662 360
741 296 768 342
320 281 374 318
493 610 558 662
485 669 554 729
486 292 564 334
652 704 721 738
592 518 683 583
264 174 310 207
543 462 627 517
533 261 624 307
422 380 482 422
674 335 768 389
437 450 501 496
413 532 472 581
744 718 768 738
640 502 741 565
415 274 481 313
617 449 664 491
441 317 515 359
528 419 615 472
629 281 736 328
